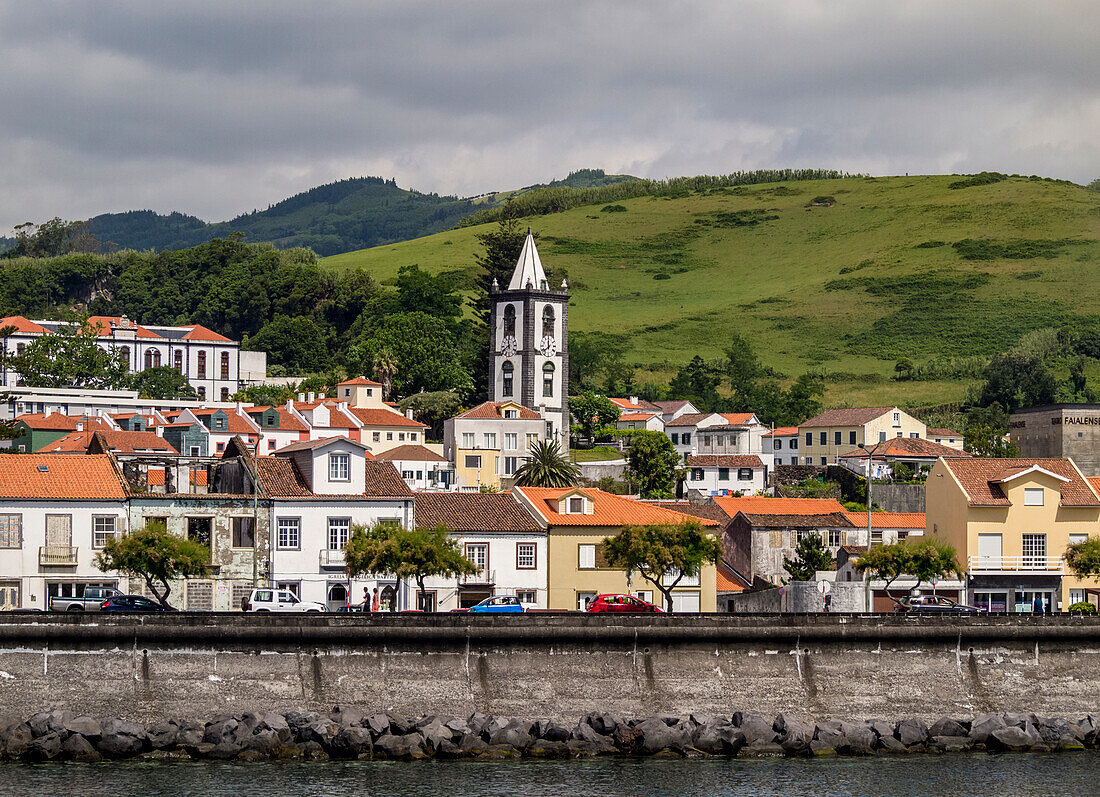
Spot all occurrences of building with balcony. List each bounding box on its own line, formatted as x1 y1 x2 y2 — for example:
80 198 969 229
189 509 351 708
375 445 457 492
799 407 926 466
444 401 549 491
0 453 130 610
926 457 1100 612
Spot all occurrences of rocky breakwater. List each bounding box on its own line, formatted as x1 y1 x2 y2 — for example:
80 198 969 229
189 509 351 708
1 709 1097 763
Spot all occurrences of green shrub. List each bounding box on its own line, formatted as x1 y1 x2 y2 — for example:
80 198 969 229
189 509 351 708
948 171 1007 189
809 196 835 206
914 240 946 248
653 272 671 280
952 237 1085 260
601 204 627 213
1069 601 1096 614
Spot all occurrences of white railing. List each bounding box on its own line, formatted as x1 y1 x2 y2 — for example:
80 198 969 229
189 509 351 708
460 568 496 585
319 549 346 568
39 546 78 566
968 555 1064 573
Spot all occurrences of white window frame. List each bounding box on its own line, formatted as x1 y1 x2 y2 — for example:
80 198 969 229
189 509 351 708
92 516 117 549
0 514 22 548
328 517 351 550
277 517 300 550
1023 488 1044 506
461 432 476 448
578 544 596 569
504 433 518 450
516 542 536 570
328 452 350 482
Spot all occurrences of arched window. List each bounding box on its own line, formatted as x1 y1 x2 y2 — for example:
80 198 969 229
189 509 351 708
173 350 183 372
220 351 230 380
501 361 514 397
197 351 206 379
119 346 130 370
503 304 516 337
542 361 555 397
144 349 161 369
542 305 555 339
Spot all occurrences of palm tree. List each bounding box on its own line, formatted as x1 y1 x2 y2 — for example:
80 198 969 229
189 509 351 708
373 348 399 400
512 440 581 487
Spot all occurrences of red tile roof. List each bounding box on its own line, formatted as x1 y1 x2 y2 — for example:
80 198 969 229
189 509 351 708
363 461 414 498
292 401 361 429
181 324 233 342
648 501 731 523
840 511 927 529
0 315 48 334
16 413 110 432
718 413 758 425
188 409 259 436
941 458 1099 507
376 445 447 463
762 427 799 437
684 455 765 468
414 492 539 532
618 412 660 422
348 407 427 428
275 437 372 456
927 428 963 438
737 512 854 529
339 377 382 386
608 397 660 412
664 413 717 428
457 401 542 420
246 406 309 433
39 429 178 455
255 457 313 497
712 495 847 518
515 487 719 527
800 407 896 428
838 437 971 460
0 454 127 500
84 316 161 339
716 562 746 593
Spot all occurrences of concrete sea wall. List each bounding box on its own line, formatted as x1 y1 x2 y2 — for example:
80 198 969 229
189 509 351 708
0 614 1097 724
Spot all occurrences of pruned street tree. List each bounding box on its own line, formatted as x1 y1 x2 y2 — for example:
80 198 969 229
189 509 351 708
344 523 478 611
93 522 210 607
1065 536 1100 579
601 520 722 612
854 538 963 605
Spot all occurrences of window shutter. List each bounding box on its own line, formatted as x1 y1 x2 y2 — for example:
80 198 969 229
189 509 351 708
770 530 781 548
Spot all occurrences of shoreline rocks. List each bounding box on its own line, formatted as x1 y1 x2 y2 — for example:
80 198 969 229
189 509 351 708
0 709 1095 763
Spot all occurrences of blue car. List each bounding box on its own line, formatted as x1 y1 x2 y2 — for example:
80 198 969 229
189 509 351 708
467 595 525 614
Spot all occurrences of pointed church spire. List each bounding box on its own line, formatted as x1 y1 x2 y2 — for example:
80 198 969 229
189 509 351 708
507 229 548 291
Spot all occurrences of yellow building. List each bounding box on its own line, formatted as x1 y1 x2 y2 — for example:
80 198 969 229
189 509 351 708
512 486 719 611
799 407 926 466
445 401 547 491
926 457 1100 611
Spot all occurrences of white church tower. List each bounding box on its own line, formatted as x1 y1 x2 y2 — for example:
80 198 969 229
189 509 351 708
488 229 570 451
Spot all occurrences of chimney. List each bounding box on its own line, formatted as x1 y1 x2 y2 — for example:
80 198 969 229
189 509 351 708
155 426 164 438
44 407 51 418
297 393 305 402
629 396 639 406
76 422 83 432
307 392 315 403
337 401 348 412
405 409 414 420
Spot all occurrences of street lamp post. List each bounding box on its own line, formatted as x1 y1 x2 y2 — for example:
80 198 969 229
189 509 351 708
857 442 875 611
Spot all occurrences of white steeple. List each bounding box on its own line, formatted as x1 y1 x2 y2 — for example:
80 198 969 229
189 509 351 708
507 228 548 291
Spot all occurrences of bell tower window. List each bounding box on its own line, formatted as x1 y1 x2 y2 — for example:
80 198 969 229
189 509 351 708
542 305 555 339
503 305 516 337
501 361 514 397
542 362 555 397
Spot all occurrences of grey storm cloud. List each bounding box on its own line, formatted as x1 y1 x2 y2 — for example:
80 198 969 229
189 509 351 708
0 0 1097 232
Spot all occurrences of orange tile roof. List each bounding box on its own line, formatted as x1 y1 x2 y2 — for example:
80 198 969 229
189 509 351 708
618 412 660 422
415 492 539 532
800 407 895 428
347 407 427 428
16 413 110 432
942 458 1099 507
0 315 48 334
188 409 259 436
0 454 127 500
84 316 161 339
339 377 382 386
375 444 447 463
515 487 719 527
762 426 799 437
255 457 313 498
684 455 765 468
181 324 233 342
716 563 746 593
841 511 927 529
247 406 309 433
608 397 660 412
718 413 758 425
928 428 963 438
839 437 971 460
711 495 846 518
39 429 178 455
147 468 165 487
457 401 542 420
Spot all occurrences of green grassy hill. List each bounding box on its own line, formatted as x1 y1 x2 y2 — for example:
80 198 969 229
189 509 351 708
324 174 1100 407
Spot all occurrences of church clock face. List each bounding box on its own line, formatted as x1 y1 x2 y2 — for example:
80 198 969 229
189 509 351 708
501 335 518 357
540 335 557 357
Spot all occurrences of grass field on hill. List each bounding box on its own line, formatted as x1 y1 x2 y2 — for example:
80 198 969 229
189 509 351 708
324 175 1100 408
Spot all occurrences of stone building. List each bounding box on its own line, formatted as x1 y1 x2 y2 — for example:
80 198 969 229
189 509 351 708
1009 404 1100 477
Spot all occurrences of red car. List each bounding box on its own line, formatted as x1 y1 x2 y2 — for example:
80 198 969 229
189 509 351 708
586 594 663 613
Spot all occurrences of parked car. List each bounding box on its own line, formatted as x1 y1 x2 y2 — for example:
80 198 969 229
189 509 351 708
243 588 325 613
100 595 178 613
49 586 121 612
893 595 983 614
467 595 525 614
586 594 663 613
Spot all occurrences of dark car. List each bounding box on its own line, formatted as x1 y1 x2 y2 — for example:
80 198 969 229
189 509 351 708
100 595 178 613
893 595 982 614
586 594 663 613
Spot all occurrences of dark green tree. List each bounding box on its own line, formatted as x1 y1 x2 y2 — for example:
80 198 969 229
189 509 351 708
246 314 332 374
1065 536 1100 579
362 312 471 397
231 383 295 407
13 318 129 389
626 430 682 499
601 521 722 612
669 356 724 411
393 264 463 322
979 351 1056 412
725 333 763 409
129 366 197 400
469 215 530 396
512 440 581 487
569 391 621 444
398 391 464 441
783 534 834 582
93 522 210 607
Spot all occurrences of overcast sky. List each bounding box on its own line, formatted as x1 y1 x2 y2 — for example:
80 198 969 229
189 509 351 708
0 1 1097 232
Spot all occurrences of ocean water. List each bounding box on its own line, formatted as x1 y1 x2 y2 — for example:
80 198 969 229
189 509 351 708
0 754 1097 797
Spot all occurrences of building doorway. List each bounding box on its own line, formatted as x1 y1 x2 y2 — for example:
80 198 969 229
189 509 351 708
458 587 491 609
380 584 397 611
1014 589 1054 613
327 582 348 612
0 582 19 610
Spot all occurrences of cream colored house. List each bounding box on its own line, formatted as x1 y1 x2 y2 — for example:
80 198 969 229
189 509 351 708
513 486 719 611
799 407 926 466
926 457 1100 611
444 401 548 491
